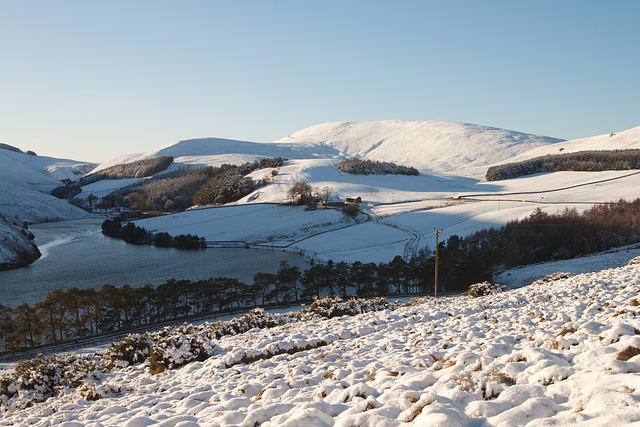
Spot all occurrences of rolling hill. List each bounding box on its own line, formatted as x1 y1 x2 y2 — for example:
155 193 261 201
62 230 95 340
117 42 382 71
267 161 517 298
80 121 640 264
92 121 564 178
275 120 564 176
504 125 640 164
0 145 95 269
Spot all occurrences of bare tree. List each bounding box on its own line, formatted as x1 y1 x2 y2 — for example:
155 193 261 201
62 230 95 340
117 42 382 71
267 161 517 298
319 186 333 205
287 181 313 204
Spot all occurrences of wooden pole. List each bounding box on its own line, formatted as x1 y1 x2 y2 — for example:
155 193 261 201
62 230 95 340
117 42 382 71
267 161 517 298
434 228 442 298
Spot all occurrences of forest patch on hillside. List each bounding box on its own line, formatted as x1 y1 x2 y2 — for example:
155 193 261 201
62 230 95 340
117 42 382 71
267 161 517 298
337 159 419 176
102 157 286 211
486 149 640 181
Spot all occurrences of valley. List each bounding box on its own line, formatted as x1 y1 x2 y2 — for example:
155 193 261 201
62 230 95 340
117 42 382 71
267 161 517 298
2 120 640 425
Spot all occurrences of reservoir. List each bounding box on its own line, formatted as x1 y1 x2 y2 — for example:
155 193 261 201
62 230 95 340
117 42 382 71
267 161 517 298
0 218 309 308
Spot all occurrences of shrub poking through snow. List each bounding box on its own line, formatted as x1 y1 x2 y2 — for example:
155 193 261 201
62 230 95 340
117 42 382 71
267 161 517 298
617 346 640 361
628 256 640 266
298 296 399 319
77 383 121 401
464 282 506 297
403 296 433 307
0 353 104 410
104 332 154 368
148 323 217 374
531 272 573 286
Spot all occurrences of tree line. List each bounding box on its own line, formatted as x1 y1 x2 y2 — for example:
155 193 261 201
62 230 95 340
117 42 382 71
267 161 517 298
338 158 419 176
462 199 640 269
0 256 438 351
486 149 640 181
101 217 206 249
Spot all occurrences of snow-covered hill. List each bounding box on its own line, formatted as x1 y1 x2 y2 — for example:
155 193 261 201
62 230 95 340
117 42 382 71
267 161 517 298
5 256 640 425
4 121 640 267
91 137 341 174
92 121 636 264
0 146 95 266
93 121 563 178
0 147 95 192
504 125 640 165
0 148 93 225
276 120 564 176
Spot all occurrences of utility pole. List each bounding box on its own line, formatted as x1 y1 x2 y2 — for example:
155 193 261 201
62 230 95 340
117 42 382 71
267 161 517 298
433 228 443 298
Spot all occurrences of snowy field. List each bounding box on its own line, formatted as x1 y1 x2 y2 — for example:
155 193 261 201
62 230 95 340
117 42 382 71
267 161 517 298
5 254 640 425
138 204 357 247
135 168 640 264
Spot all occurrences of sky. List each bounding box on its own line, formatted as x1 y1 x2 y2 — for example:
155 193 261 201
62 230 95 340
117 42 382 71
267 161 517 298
1 1 639 163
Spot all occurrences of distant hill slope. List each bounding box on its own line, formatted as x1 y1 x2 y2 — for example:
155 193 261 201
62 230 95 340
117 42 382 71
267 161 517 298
94 121 563 178
0 148 96 191
505 125 640 164
275 120 564 175
0 147 93 268
91 137 340 173
0 147 94 224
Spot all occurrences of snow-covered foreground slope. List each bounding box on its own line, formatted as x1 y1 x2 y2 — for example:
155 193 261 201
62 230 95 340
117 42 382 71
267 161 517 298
5 258 640 425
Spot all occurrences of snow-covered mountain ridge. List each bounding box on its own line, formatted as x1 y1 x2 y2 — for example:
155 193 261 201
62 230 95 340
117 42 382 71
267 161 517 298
276 120 565 175
5 256 640 425
93 120 564 177
91 137 342 174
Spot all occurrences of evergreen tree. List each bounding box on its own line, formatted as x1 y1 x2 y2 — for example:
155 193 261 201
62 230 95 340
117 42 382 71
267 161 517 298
10 304 39 349
0 304 13 351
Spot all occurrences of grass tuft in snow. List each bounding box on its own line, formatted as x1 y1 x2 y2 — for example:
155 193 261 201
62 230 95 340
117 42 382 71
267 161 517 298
617 346 640 361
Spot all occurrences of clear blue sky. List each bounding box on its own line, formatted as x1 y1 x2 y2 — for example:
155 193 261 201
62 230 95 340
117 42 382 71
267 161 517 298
1 1 639 162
